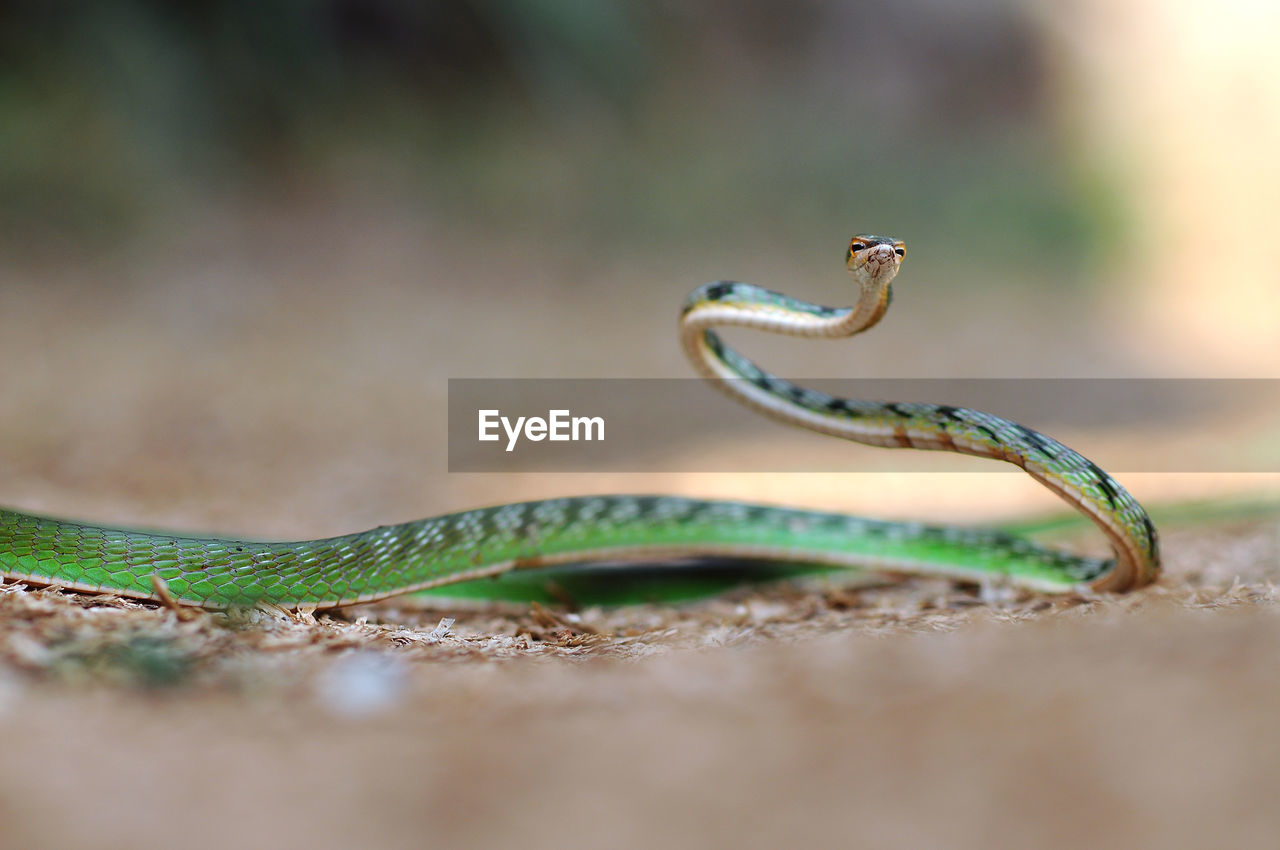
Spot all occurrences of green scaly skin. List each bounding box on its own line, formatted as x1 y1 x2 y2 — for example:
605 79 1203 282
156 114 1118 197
0 235 1160 609
0 497 1110 608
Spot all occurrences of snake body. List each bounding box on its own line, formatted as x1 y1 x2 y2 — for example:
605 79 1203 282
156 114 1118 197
0 235 1159 609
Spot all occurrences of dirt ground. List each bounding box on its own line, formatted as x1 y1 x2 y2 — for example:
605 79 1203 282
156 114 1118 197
2 209 1277 848
1 516 1278 849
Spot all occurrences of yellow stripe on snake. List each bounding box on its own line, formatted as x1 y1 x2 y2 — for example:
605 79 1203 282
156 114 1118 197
0 235 1159 609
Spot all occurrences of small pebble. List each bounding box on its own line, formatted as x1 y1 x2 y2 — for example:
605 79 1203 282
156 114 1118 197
314 651 408 717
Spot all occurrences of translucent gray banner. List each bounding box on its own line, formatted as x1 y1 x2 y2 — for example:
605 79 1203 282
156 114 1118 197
447 379 1280 472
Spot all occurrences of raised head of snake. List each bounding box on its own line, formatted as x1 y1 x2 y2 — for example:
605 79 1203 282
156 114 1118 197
842 234 908 332
679 232 1159 594
845 234 906 279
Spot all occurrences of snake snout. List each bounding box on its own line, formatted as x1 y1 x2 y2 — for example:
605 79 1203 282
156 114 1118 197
862 243 899 281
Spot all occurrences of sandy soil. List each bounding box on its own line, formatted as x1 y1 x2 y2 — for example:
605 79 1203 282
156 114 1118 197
1 522 1278 849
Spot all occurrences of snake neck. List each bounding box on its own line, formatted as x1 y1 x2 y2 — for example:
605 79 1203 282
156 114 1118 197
843 279 892 336
680 278 891 342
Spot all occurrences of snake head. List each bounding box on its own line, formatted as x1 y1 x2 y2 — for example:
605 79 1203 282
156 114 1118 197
845 234 906 286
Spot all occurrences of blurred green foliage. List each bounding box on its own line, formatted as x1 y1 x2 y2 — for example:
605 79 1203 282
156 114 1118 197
0 1 653 195
0 0 1124 271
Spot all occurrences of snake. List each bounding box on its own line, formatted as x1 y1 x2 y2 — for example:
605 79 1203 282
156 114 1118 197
0 235 1159 610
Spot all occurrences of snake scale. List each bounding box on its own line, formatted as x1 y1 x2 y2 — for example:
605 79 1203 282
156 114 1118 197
0 235 1159 609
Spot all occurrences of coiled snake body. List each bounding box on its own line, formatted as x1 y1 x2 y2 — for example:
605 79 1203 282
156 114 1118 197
0 236 1159 609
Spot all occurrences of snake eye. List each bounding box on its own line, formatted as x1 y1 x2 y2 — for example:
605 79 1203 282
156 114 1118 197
848 241 867 252
894 247 905 257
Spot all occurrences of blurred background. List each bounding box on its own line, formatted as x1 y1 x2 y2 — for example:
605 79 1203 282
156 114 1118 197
1 0 1277 536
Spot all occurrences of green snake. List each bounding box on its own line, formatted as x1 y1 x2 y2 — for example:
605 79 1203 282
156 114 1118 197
0 235 1160 609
